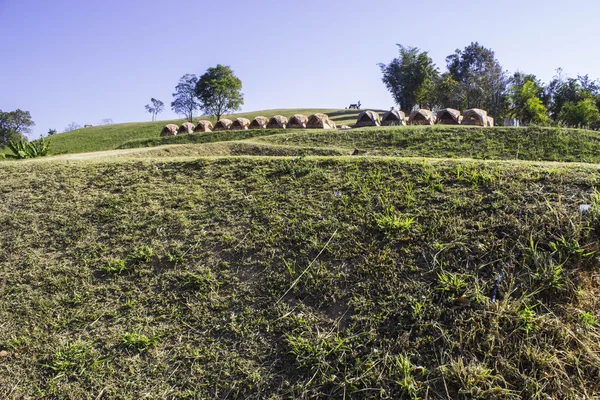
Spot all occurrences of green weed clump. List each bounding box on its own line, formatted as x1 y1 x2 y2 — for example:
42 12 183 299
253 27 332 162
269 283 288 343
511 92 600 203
98 245 154 274
6 137 51 159
99 259 127 274
121 332 157 352
42 341 98 379
375 211 416 237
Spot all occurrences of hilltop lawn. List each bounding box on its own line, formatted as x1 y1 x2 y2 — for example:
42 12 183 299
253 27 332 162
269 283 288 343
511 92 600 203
38 109 365 155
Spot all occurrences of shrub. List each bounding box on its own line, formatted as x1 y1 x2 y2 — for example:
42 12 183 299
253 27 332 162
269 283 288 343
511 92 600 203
6 137 51 159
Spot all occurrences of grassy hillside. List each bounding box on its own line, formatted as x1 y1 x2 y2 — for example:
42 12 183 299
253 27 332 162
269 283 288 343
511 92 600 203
37 109 366 155
259 125 600 163
1 156 600 398
106 124 600 164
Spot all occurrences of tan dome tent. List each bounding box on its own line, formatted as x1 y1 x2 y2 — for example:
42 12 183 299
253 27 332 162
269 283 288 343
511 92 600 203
462 109 488 126
213 118 233 131
249 116 269 129
487 116 495 127
355 110 381 127
288 114 308 129
266 115 288 129
381 110 406 126
178 122 195 134
194 120 213 133
408 109 436 125
160 124 179 137
436 108 462 125
231 118 250 130
306 113 336 129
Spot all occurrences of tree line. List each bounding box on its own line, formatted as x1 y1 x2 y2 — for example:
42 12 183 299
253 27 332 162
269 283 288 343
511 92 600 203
379 42 600 128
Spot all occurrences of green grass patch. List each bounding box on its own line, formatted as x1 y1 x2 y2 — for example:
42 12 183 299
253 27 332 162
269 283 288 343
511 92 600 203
1 157 599 398
260 125 600 163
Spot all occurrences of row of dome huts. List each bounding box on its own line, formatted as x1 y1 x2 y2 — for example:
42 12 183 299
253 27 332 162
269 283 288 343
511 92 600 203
358 108 494 127
160 108 494 136
160 113 338 136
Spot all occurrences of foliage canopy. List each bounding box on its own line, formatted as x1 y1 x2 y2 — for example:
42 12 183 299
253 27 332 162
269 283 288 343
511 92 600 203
171 74 200 122
195 64 244 122
0 109 35 146
145 98 164 121
379 46 438 111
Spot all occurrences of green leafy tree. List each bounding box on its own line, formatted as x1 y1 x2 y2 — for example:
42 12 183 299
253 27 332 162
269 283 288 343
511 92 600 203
171 74 200 122
195 65 244 121
546 70 600 126
546 70 586 120
445 42 507 119
508 74 549 125
144 98 164 121
435 74 462 110
0 109 35 146
379 45 439 111
558 98 600 128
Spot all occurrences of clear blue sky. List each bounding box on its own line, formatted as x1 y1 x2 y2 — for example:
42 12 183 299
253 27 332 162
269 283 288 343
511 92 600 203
1 0 598 138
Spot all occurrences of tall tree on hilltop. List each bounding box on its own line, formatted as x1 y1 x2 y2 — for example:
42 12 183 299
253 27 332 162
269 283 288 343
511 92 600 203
445 42 507 120
546 70 600 123
507 73 549 125
145 98 164 121
379 45 439 112
558 98 600 128
195 64 244 122
0 109 35 146
171 74 200 122
546 76 584 121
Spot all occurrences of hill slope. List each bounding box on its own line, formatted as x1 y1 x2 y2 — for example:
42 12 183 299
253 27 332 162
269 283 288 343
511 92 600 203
38 109 366 155
1 156 599 398
26 124 600 165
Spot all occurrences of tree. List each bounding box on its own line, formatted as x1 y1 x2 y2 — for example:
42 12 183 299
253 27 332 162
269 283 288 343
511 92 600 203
195 65 244 121
0 109 35 146
545 71 600 124
507 73 549 125
508 81 549 125
378 45 439 112
546 70 585 121
63 122 81 132
435 74 462 110
445 42 507 120
47 129 57 136
171 74 200 122
99 118 113 125
558 98 600 128
144 98 164 121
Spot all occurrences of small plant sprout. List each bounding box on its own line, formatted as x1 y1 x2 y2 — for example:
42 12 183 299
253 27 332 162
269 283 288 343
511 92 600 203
121 332 157 352
375 211 416 237
100 259 127 274
519 305 538 333
577 311 596 331
437 270 468 294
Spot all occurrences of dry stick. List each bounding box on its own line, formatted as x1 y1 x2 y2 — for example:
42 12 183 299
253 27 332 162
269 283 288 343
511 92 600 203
276 229 338 304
